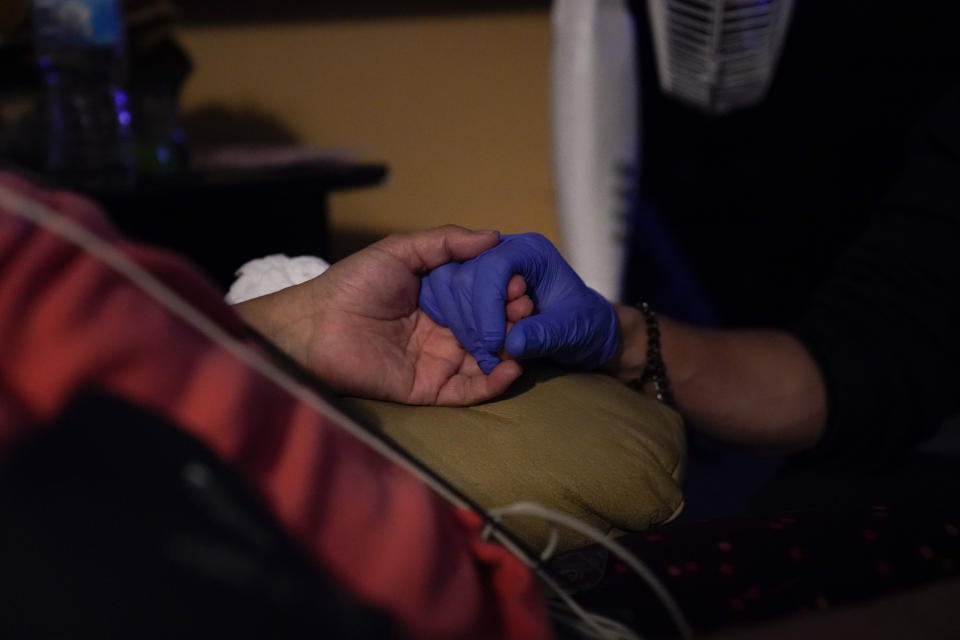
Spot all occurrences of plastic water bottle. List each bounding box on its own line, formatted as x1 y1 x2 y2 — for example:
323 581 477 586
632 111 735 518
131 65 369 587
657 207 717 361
32 0 135 191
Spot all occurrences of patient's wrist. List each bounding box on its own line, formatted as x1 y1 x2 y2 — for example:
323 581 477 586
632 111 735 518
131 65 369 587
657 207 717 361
234 283 317 367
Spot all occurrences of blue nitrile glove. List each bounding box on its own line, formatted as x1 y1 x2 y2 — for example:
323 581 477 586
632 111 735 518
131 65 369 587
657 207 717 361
418 233 619 374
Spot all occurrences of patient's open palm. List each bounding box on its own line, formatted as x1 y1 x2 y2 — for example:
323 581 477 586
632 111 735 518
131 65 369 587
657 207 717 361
237 227 529 405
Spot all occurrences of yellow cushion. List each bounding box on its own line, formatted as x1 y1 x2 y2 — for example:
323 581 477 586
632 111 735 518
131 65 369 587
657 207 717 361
345 365 685 552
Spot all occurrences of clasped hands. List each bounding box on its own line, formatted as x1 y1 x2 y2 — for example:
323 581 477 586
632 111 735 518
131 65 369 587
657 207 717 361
234 227 618 406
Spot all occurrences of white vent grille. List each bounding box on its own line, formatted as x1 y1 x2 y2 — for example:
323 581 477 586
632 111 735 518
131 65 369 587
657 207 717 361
647 0 795 114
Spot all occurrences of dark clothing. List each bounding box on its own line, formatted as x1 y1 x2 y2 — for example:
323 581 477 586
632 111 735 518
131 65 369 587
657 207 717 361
628 1 960 330
628 0 960 464
792 89 960 464
0 391 393 640
626 87 960 637
626 0 960 463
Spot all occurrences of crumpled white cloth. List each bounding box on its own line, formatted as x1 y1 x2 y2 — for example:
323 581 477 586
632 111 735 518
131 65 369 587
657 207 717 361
225 254 329 304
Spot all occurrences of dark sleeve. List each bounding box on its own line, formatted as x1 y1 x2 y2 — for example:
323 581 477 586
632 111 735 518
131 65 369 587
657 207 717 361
791 88 960 465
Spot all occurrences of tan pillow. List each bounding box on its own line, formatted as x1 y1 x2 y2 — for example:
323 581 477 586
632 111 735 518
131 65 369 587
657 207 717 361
345 364 685 552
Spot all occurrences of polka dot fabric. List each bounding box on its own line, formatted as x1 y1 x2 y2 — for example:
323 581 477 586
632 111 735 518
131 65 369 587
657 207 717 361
550 504 960 635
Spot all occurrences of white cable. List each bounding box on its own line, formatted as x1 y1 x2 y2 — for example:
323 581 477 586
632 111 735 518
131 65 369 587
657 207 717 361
552 604 647 640
540 527 560 562
0 183 686 640
491 501 693 640
539 568 641 640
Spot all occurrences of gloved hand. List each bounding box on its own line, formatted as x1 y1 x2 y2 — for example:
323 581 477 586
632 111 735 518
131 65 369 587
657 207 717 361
419 233 619 374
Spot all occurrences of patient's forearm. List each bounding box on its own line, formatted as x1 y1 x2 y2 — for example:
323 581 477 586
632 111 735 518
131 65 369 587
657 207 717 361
612 304 827 453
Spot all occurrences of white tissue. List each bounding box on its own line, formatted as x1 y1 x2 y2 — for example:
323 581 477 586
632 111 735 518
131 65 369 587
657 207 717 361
225 254 330 304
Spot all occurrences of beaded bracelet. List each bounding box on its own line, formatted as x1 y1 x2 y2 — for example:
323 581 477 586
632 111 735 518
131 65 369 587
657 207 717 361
635 302 676 408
